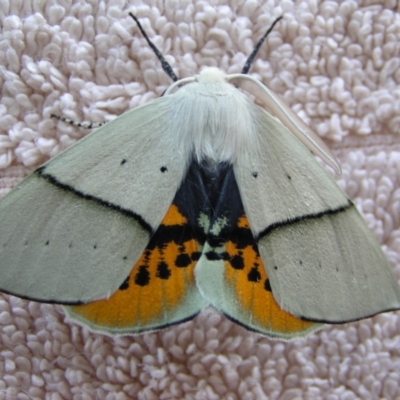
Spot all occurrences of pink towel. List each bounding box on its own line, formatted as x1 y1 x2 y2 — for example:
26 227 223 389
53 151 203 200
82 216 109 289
0 1 399 398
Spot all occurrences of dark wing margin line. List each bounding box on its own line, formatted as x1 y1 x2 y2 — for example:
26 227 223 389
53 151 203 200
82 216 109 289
257 200 353 239
0 287 85 305
298 303 400 324
35 166 153 234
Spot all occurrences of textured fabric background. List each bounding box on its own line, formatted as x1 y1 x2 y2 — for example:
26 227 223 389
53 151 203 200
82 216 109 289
1 1 400 399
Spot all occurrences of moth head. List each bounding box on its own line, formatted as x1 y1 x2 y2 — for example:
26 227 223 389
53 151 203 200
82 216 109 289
196 68 226 84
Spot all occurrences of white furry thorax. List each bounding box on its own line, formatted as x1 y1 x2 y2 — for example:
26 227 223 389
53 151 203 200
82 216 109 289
168 67 259 165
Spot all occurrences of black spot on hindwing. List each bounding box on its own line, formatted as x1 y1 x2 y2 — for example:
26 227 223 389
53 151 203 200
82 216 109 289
119 276 130 290
134 266 150 286
175 253 191 267
248 266 261 282
230 254 245 270
156 262 171 279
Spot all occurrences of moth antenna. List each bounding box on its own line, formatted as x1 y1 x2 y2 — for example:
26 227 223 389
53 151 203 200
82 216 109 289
241 16 283 75
129 12 179 82
50 114 107 129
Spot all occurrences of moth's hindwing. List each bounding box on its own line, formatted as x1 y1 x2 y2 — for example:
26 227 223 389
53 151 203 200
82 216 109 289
66 203 206 334
66 161 216 334
222 214 320 337
194 163 321 339
68 161 317 337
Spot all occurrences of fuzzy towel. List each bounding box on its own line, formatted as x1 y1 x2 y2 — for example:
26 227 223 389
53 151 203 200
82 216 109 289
0 1 400 399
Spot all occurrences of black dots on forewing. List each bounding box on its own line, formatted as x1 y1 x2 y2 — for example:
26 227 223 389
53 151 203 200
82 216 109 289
160 166 168 173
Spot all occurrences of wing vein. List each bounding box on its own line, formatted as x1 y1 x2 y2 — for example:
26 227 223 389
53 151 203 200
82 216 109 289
258 200 353 239
36 166 153 234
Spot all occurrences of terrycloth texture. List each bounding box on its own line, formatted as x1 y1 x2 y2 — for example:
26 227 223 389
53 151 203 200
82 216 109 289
1 1 400 398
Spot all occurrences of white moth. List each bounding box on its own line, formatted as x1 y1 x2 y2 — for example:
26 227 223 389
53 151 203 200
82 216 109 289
0 15 399 338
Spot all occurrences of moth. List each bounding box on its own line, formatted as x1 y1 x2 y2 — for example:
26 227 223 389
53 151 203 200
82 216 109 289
0 14 399 339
